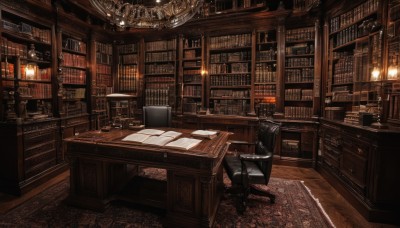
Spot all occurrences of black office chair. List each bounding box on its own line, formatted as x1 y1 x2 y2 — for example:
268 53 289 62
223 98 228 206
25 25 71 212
143 106 172 128
223 120 280 213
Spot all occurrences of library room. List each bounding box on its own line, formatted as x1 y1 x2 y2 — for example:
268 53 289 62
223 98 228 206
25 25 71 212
0 0 399 227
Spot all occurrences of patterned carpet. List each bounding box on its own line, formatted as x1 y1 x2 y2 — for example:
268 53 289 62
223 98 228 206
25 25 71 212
0 170 335 227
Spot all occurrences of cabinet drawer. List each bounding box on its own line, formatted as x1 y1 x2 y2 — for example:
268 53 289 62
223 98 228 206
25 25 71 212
343 137 369 158
25 141 56 158
25 159 57 179
323 145 340 168
24 131 56 149
341 151 367 190
25 148 56 169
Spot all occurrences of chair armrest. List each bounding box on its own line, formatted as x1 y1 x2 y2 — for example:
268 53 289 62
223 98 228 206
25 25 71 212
239 154 272 162
228 140 253 145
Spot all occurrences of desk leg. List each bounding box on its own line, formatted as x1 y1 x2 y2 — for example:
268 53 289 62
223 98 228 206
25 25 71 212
165 166 224 228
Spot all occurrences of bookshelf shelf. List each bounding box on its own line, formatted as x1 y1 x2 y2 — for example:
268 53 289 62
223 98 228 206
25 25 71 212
61 48 86 56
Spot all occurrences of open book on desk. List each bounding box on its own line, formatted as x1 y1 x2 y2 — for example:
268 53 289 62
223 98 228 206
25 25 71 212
165 137 202 150
122 130 183 146
191 130 218 139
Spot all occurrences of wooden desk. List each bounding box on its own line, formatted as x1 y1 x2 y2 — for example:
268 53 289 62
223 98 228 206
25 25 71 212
65 128 230 227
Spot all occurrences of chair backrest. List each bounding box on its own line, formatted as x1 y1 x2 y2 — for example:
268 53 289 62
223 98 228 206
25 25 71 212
143 106 172 128
255 120 280 184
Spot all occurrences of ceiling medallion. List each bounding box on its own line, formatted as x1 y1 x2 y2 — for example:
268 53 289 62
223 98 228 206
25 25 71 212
89 0 204 29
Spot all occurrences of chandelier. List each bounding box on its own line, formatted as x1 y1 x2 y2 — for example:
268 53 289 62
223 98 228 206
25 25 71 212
89 0 204 29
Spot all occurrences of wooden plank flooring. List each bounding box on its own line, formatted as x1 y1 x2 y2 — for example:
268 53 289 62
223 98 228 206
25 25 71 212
0 165 397 227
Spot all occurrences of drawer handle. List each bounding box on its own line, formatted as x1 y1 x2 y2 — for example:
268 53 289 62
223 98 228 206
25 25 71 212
349 168 354 174
356 134 361 138
357 148 363 155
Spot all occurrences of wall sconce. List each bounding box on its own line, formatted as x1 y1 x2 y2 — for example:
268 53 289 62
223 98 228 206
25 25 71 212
25 63 37 80
387 55 399 80
370 66 381 81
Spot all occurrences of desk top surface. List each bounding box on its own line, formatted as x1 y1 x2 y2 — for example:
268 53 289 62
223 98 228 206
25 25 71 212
65 128 231 159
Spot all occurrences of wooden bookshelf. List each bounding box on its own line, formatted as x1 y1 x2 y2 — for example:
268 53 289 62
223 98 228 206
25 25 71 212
255 30 277 118
181 35 203 114
207 33 252 116
324 0 382 124
60 34 88 117
144 38 177 107
284 26 316 119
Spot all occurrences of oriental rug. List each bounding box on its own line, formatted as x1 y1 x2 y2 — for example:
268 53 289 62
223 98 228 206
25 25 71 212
0 171 335 228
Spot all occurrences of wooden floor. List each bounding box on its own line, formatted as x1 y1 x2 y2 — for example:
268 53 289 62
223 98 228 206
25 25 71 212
0 165 397 227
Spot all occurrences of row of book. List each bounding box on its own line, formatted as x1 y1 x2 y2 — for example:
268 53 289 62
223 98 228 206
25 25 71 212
145 64 175 74
145 39 176 52
145 51 176 62
257 31 276 44
184 38 201 49
18 82 52 99
20 65 51 81
184 74 202 83
257 49 276 61
97 64 111 75
255 63 276 83
285 89 313 101
332 91 352 102
210 89 250 98
92 86 109 97
210 74 251 86
119 54 138 64
93 97 107 111
184 50 200 59
96 52 112 65
209 63 250 74
118 65 138 91
2 20 51 44
183 102 201 114
183 61 201 68
63 38 86 54
117 43 138 54
62 52 86 68
62 101 87 116
286 27 315 42
96 42 112 55
62 68 86 84
256 102 276 118
333 56 354 84
330 0 379 33
210 51 251 63
209 34 252 49
284 106 313 118
1 37 28 57
254 85 276 96
96 74 112 87
285 69 314 83
285 57 314 67
211 99 249 116
145 89 170 106
332 85 351 92
145 76 174 84
65 88 85 99
1 61 14 78
184 85 202 97
146 83 173 90
286 43 314 55
333 24 359 48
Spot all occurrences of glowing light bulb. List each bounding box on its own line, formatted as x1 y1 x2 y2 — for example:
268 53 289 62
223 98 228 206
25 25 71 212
371 67 381 81
388 65 398 80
